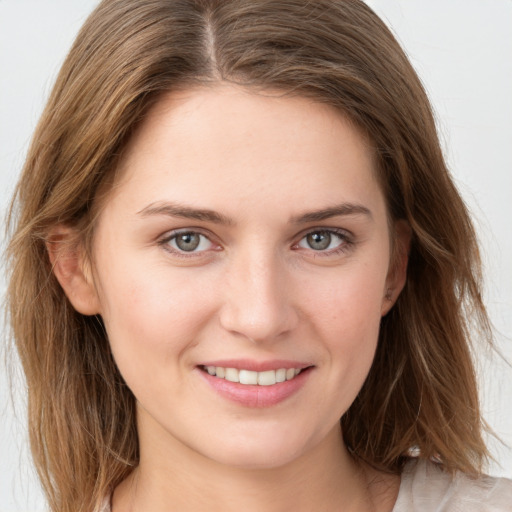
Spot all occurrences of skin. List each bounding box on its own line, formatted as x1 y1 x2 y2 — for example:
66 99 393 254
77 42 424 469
51 84 408 511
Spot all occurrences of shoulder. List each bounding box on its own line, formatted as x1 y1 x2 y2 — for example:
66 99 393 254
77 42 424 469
95 495 111 512
393 458 512 512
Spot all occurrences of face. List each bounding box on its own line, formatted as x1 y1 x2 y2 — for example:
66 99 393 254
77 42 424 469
85 85 404 470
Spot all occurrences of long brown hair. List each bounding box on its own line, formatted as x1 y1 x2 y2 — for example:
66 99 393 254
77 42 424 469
6 1 491 510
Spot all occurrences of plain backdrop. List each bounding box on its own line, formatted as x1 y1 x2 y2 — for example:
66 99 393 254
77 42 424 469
1 1 511 510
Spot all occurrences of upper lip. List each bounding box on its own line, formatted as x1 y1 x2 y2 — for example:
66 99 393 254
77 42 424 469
197 359 312 372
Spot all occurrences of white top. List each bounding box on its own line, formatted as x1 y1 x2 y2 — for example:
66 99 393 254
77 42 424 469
393 459 512 511
98 458 512 511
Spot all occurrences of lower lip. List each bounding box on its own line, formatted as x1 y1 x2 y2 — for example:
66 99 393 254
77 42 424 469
197 367 312 408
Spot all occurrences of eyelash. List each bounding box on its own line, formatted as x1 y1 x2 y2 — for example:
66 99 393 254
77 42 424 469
158 229 218 259
158 228 354 259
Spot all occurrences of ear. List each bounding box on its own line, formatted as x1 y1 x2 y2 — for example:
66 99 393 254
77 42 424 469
46 225 101 316
381 220 411 316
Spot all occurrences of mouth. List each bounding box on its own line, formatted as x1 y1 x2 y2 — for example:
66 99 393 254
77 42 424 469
197 362 313 407
200 365 305 386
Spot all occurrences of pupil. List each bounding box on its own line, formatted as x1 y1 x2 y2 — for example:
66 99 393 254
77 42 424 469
176 233 200 251
307 232 331 250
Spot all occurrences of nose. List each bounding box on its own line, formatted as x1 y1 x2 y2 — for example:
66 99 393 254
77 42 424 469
219 247 298 344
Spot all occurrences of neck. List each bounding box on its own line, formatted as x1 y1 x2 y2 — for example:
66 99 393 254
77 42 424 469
112 419 398 512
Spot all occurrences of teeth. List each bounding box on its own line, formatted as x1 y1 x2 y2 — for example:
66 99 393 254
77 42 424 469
239 370 258 385
224 368 239 382
258 370 276 386
203 366 304 385
275 368 286 383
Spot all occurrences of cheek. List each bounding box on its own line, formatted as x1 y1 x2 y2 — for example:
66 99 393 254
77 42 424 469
303 259 387 334
321 288 382 375
96 258 215 377
298 262 387 398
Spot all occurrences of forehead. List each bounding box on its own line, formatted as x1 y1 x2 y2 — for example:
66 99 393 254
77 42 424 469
107 84 384 222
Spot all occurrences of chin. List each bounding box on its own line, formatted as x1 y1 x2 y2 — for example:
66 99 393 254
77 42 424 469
210 446 304 471
195 425 322 471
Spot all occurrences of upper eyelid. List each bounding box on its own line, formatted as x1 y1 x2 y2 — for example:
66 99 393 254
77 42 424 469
160 226 351 238
159 227 216 242
294 226 353 242
158 229 218 253
158 231 219 260
158 227 353 250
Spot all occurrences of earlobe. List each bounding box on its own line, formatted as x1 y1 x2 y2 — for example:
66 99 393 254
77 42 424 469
381 220 411 316
46 226 101 316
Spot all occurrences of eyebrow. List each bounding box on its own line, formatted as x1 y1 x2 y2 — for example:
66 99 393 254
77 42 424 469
290 203 372 224
137 201 372 225
137 202 235 225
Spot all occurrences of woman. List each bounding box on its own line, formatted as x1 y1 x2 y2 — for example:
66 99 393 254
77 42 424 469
6 0 511 511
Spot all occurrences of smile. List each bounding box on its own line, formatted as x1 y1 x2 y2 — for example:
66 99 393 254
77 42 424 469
201 366 302 386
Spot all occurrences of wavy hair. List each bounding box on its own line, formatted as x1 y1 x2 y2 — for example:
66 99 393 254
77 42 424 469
6 1 491 510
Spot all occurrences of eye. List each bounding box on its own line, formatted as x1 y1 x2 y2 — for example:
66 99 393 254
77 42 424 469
165 231 214 253
297 230 347 252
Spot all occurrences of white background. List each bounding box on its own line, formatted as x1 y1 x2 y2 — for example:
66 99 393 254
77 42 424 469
1 1 511 510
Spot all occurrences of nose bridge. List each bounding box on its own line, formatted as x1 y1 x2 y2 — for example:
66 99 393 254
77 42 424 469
219 243 297 343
